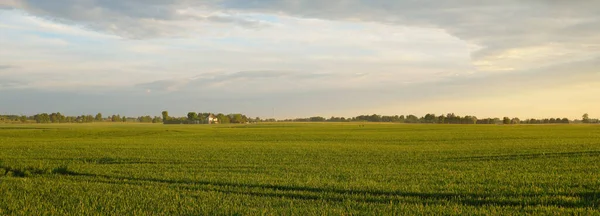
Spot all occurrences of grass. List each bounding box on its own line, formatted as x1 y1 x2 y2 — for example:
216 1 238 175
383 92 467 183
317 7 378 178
0 123 599 215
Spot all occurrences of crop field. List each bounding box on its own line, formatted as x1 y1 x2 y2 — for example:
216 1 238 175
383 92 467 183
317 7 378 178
0 123 599 215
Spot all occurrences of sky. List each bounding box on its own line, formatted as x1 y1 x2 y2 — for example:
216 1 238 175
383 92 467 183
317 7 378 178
0 0 599 119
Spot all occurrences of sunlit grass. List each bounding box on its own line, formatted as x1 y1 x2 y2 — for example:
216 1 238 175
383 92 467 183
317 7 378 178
1 123 599 215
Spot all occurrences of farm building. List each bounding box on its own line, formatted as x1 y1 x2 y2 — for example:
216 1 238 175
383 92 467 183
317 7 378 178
207 114 219 124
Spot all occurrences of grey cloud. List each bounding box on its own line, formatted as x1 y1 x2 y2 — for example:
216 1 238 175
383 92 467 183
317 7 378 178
1 58 597 118
9 0 600 64
10 0 269 38
137 70 330 92
204 14 270 28
0 79 26 88
136 57 600 104
394 57 600 103
0 0 19 9
9 0 184 38
218 0 600 66
0 65 13 70
19 0 180 20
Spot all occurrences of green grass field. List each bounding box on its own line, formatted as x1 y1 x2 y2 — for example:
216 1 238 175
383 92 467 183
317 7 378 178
1 123 599 215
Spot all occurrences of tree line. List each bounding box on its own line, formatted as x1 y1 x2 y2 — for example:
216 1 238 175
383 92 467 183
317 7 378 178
280 113 599 124
0 112 163 124
161 111 255 124
1 112 598 125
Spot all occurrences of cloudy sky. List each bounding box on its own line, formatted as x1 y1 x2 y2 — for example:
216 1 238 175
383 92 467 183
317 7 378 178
1 0 598 119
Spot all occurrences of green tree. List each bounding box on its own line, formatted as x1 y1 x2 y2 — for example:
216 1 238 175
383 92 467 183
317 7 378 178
437 115 446 124
405 115 419 123
34 113 51 123
122 116 127 122
50 113 59 123
162 111 169 123
511 118 521 124
503 117 511 125
423 114 436 123
111 115 121 122
187 112 198 122
582 113 590 123
138 116 153 123
228 114 243 123
95 113 103 122
309 116 326 122
217 113 230 124
198 113 207 124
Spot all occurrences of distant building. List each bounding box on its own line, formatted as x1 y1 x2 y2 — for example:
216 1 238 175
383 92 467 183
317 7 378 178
207 114 219 124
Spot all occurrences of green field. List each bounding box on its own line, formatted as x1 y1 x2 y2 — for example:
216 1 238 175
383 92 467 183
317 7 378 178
0 123 599 215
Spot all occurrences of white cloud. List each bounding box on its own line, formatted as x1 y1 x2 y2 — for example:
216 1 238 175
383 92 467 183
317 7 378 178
0 1 599 118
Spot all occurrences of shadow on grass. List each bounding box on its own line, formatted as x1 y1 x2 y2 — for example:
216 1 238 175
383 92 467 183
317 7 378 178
23 157 192 165
0 127 53 130
0 165 90 178
50 168 599 209
79 157 163 165
446 151 600 162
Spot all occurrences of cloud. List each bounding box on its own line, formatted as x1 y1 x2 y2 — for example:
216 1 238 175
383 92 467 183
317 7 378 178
0 56 598 118
6 0 599 71
1 1 599 118
8 0 271 38
205 14 268 28
0 78 26 88
216 0 600 70
0 65 13 70
136 70 333 93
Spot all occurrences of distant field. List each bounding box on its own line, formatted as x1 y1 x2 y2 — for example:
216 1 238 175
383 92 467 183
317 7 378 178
0 123 599 215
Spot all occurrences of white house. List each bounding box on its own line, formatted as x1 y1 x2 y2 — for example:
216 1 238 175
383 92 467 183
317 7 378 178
207 114 219 124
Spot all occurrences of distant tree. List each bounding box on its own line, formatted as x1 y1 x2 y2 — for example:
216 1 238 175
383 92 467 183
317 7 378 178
221 116 230 124
122 116 127 122
162 111 169 123
198 113 207 124
503 117 511 125
34 113 51 123
19 115 27 123
95 113 103 122
216 113 230 124
50 113 59 123
405 115 419 123
187 112 198 122
137 116 153 123
437 115 446 124
582 113 590 123
421 114 435 123
308 116 326 122
228 114 247 123
460 115 477 124
511 118 521 124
